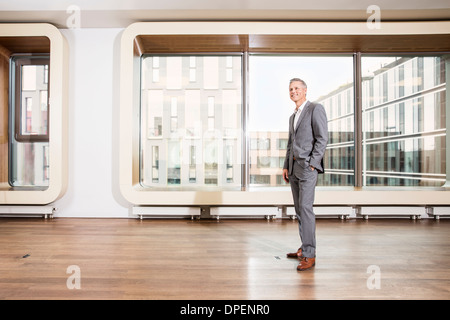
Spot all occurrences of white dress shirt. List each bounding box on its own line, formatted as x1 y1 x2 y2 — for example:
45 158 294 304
294 100 308 129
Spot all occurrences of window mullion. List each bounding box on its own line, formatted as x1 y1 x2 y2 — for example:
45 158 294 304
242 51 250 190
354 52 363 188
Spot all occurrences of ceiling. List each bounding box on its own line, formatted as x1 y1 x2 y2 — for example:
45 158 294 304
0 0 449 28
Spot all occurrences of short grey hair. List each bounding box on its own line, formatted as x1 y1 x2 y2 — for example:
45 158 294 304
289 78 307 89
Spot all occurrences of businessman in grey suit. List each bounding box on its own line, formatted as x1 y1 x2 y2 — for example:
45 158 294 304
283 78 328 271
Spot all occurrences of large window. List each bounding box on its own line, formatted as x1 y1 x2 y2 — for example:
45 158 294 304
361 55 446 187
139 52 447 191
249 55 355 187
140 55 243 189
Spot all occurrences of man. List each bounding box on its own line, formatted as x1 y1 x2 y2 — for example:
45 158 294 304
283 78 328 271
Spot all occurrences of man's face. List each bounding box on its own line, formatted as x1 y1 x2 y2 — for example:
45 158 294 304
289 81 307 105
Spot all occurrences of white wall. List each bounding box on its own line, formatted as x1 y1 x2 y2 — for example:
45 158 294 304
55 28 130 217
2 1 449 28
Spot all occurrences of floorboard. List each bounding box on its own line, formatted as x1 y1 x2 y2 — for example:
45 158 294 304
0 217 449 300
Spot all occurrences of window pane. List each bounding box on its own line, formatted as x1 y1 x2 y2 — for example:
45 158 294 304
249 55 354 187
20 64 49 136
140 55 242 189
10 143 49 187
361 56 446 187
9 56 49 188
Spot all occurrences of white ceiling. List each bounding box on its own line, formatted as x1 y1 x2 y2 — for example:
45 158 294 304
0 0 449 28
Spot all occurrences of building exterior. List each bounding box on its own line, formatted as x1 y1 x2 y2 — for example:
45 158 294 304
140 55 243 189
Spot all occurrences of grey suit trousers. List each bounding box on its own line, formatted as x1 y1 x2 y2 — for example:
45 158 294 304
289 159 318 258
284 101 327 259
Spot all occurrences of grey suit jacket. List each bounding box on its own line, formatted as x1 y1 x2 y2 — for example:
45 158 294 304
283 101 328 175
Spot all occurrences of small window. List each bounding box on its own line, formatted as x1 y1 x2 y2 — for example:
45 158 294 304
250 138 270 150
277 139 288 150
12 55 50 143
9 55 50 188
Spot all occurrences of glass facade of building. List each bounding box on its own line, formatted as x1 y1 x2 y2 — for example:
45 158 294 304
140 55 243 189
361 56 446 187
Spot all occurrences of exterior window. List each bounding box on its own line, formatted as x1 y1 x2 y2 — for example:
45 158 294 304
361 56 446 187
277 139 288 150
14 58 49 142
250 175 270 185
170 97 178 132
207 97 215 130
140 55 243 189
151 146 159 183
204 140 218 185
151 56 159 82
226 144 234 183
167 141 181 185
9 55 50 187
139 52 447 190
189 56 196 82
189 145 196 183
249 55 355 187
250 138 270 150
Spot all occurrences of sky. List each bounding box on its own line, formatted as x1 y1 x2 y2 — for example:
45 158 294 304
248 55 354 131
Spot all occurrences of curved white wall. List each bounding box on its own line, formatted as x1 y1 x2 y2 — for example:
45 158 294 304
1 21 447 217
119 21 450 209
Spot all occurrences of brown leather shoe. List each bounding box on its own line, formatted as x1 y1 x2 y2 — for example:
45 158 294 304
287 248 303 259
297 257 315 271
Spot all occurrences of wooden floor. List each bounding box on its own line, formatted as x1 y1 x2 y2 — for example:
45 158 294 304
0 217 449 300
